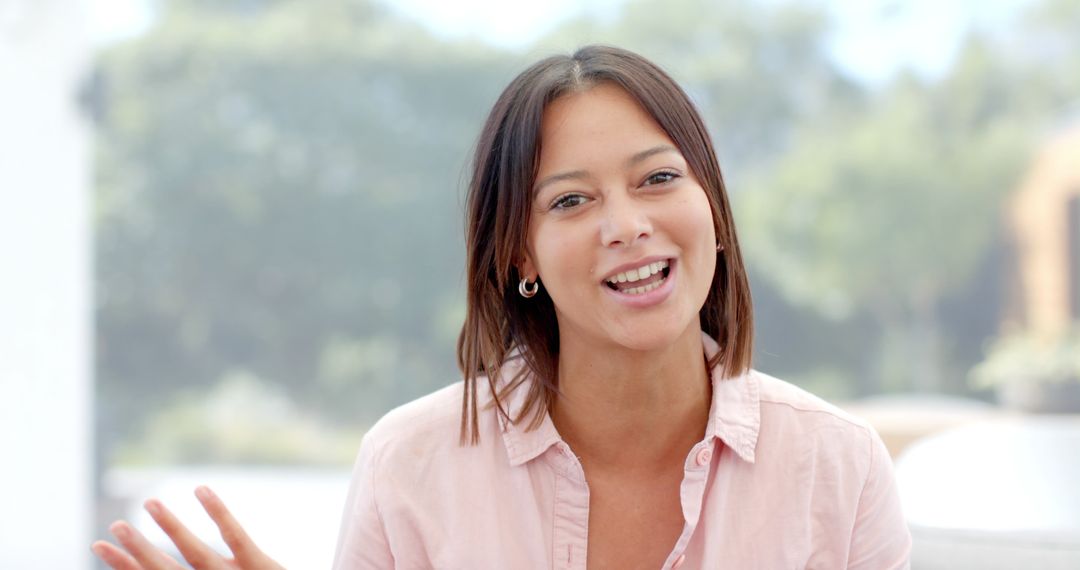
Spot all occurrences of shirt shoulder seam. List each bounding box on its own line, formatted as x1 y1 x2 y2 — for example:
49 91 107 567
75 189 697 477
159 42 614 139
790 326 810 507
359 431 393 552
848 420 878 557
758 398 873 433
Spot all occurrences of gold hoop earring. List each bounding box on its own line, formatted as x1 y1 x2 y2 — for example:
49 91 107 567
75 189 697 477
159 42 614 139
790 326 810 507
519 277 539 298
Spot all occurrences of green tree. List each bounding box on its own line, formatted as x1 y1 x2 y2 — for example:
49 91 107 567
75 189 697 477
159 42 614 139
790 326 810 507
739 35 1035 394
95 0 519 462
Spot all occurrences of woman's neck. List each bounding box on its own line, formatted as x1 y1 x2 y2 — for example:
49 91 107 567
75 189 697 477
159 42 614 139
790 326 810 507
549 323 712 473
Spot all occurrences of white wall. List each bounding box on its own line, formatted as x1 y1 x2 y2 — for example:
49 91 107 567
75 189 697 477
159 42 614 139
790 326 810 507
0 2 93 568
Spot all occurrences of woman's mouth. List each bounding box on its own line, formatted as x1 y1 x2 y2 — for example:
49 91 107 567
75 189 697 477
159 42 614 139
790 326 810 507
604 259 672 295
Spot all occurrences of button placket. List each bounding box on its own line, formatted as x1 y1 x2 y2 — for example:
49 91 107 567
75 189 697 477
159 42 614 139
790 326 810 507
551 442 589 569
685 440 714 472
695 446 712 467
660 440 714 570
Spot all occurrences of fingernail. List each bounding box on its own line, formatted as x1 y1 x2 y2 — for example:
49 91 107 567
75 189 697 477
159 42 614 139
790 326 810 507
109 522 129 539
195 486 212 500
90 542 105 556
144 499 160 515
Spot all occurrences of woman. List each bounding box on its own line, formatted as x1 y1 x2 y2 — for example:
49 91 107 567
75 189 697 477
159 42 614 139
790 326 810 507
93 45 912 569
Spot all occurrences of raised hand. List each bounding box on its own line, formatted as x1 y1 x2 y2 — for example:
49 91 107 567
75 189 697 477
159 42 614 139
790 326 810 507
92 485 285 570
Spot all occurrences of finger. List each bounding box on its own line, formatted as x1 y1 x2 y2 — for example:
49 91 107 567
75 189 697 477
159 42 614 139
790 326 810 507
195 486 272 567
91 540 141 570
144 498 227 570
109 520 184 570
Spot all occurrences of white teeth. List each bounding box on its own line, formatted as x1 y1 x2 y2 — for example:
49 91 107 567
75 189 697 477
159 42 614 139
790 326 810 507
605 259 670 286
622 281 662 296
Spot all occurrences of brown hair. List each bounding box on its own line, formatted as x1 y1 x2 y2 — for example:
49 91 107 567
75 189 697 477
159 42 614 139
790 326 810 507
457 44 754 444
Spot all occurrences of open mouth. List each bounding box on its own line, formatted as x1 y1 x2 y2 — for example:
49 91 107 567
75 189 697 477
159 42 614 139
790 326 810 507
603 259 672 295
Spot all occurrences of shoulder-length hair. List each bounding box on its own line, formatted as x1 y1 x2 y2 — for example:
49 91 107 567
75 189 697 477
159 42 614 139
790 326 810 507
457 44 754 444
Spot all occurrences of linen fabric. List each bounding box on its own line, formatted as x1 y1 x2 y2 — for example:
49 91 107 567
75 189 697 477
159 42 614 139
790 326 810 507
332 332 912 569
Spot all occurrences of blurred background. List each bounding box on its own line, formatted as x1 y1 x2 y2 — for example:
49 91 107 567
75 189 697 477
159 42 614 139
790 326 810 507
2 0 1079 567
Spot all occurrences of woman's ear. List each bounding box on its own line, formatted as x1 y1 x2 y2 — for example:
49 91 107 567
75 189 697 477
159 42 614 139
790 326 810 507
517 253 538 282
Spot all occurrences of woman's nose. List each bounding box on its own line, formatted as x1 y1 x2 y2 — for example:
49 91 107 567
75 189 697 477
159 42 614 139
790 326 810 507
599 195 652 248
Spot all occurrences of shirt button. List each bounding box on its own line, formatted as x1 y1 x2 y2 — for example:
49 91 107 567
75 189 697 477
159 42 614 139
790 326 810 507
695 447 712 466
672 553 686 569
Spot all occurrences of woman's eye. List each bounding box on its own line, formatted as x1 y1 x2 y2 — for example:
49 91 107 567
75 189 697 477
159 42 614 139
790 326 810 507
645 170 680 186
551 194 587 210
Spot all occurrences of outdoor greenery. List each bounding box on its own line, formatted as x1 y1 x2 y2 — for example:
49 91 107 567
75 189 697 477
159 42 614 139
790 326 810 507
971 327 1080 389
93 0 1080 464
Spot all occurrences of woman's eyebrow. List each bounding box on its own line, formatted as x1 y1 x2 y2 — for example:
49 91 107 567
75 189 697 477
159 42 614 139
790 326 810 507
532 144 680 195
533 169 589 195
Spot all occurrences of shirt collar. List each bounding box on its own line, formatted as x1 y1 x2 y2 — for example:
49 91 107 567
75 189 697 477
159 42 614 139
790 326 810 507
497 330 760 466
496 356 564 467
700 331 760 463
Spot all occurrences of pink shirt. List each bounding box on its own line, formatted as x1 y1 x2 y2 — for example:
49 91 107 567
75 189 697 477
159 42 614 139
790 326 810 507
333 333 912 569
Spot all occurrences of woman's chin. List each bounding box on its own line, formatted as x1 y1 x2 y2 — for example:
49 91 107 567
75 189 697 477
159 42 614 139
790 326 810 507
605 320 696 353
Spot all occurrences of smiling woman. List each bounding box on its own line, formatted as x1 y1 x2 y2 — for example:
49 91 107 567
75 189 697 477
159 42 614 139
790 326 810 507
92 45 912 570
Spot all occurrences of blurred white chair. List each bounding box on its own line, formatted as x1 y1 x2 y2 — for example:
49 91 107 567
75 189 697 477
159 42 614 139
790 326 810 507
895 416 1080 569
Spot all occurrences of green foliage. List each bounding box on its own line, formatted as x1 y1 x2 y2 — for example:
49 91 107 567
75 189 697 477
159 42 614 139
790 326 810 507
741 73 1028 319
735 28 1053 392
95 0 519 460
115 370 365 465
971 328 1080 389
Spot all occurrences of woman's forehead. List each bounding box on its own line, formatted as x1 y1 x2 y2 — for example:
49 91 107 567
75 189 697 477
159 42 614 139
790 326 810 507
537 84 678 171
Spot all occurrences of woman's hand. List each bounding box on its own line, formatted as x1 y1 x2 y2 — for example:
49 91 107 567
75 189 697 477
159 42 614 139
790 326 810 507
92 485 285 570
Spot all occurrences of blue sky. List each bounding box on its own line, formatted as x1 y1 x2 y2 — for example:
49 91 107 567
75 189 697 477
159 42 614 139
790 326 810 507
88 0 1035 86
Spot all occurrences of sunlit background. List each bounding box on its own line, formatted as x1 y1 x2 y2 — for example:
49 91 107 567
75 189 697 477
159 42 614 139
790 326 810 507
2 0 1079 568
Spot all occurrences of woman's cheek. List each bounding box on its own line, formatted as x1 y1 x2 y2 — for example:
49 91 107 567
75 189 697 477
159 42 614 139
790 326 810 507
536 228 576 288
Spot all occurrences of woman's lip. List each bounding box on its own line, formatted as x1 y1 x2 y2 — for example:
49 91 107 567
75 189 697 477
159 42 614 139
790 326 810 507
602 259 677 308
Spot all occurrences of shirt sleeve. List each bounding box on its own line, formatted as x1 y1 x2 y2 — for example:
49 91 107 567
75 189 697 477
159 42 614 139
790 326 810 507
332 432 395 570
847 427 913 570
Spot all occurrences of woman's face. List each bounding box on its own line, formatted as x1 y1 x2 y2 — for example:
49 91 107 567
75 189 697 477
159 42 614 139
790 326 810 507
522 82 717 353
